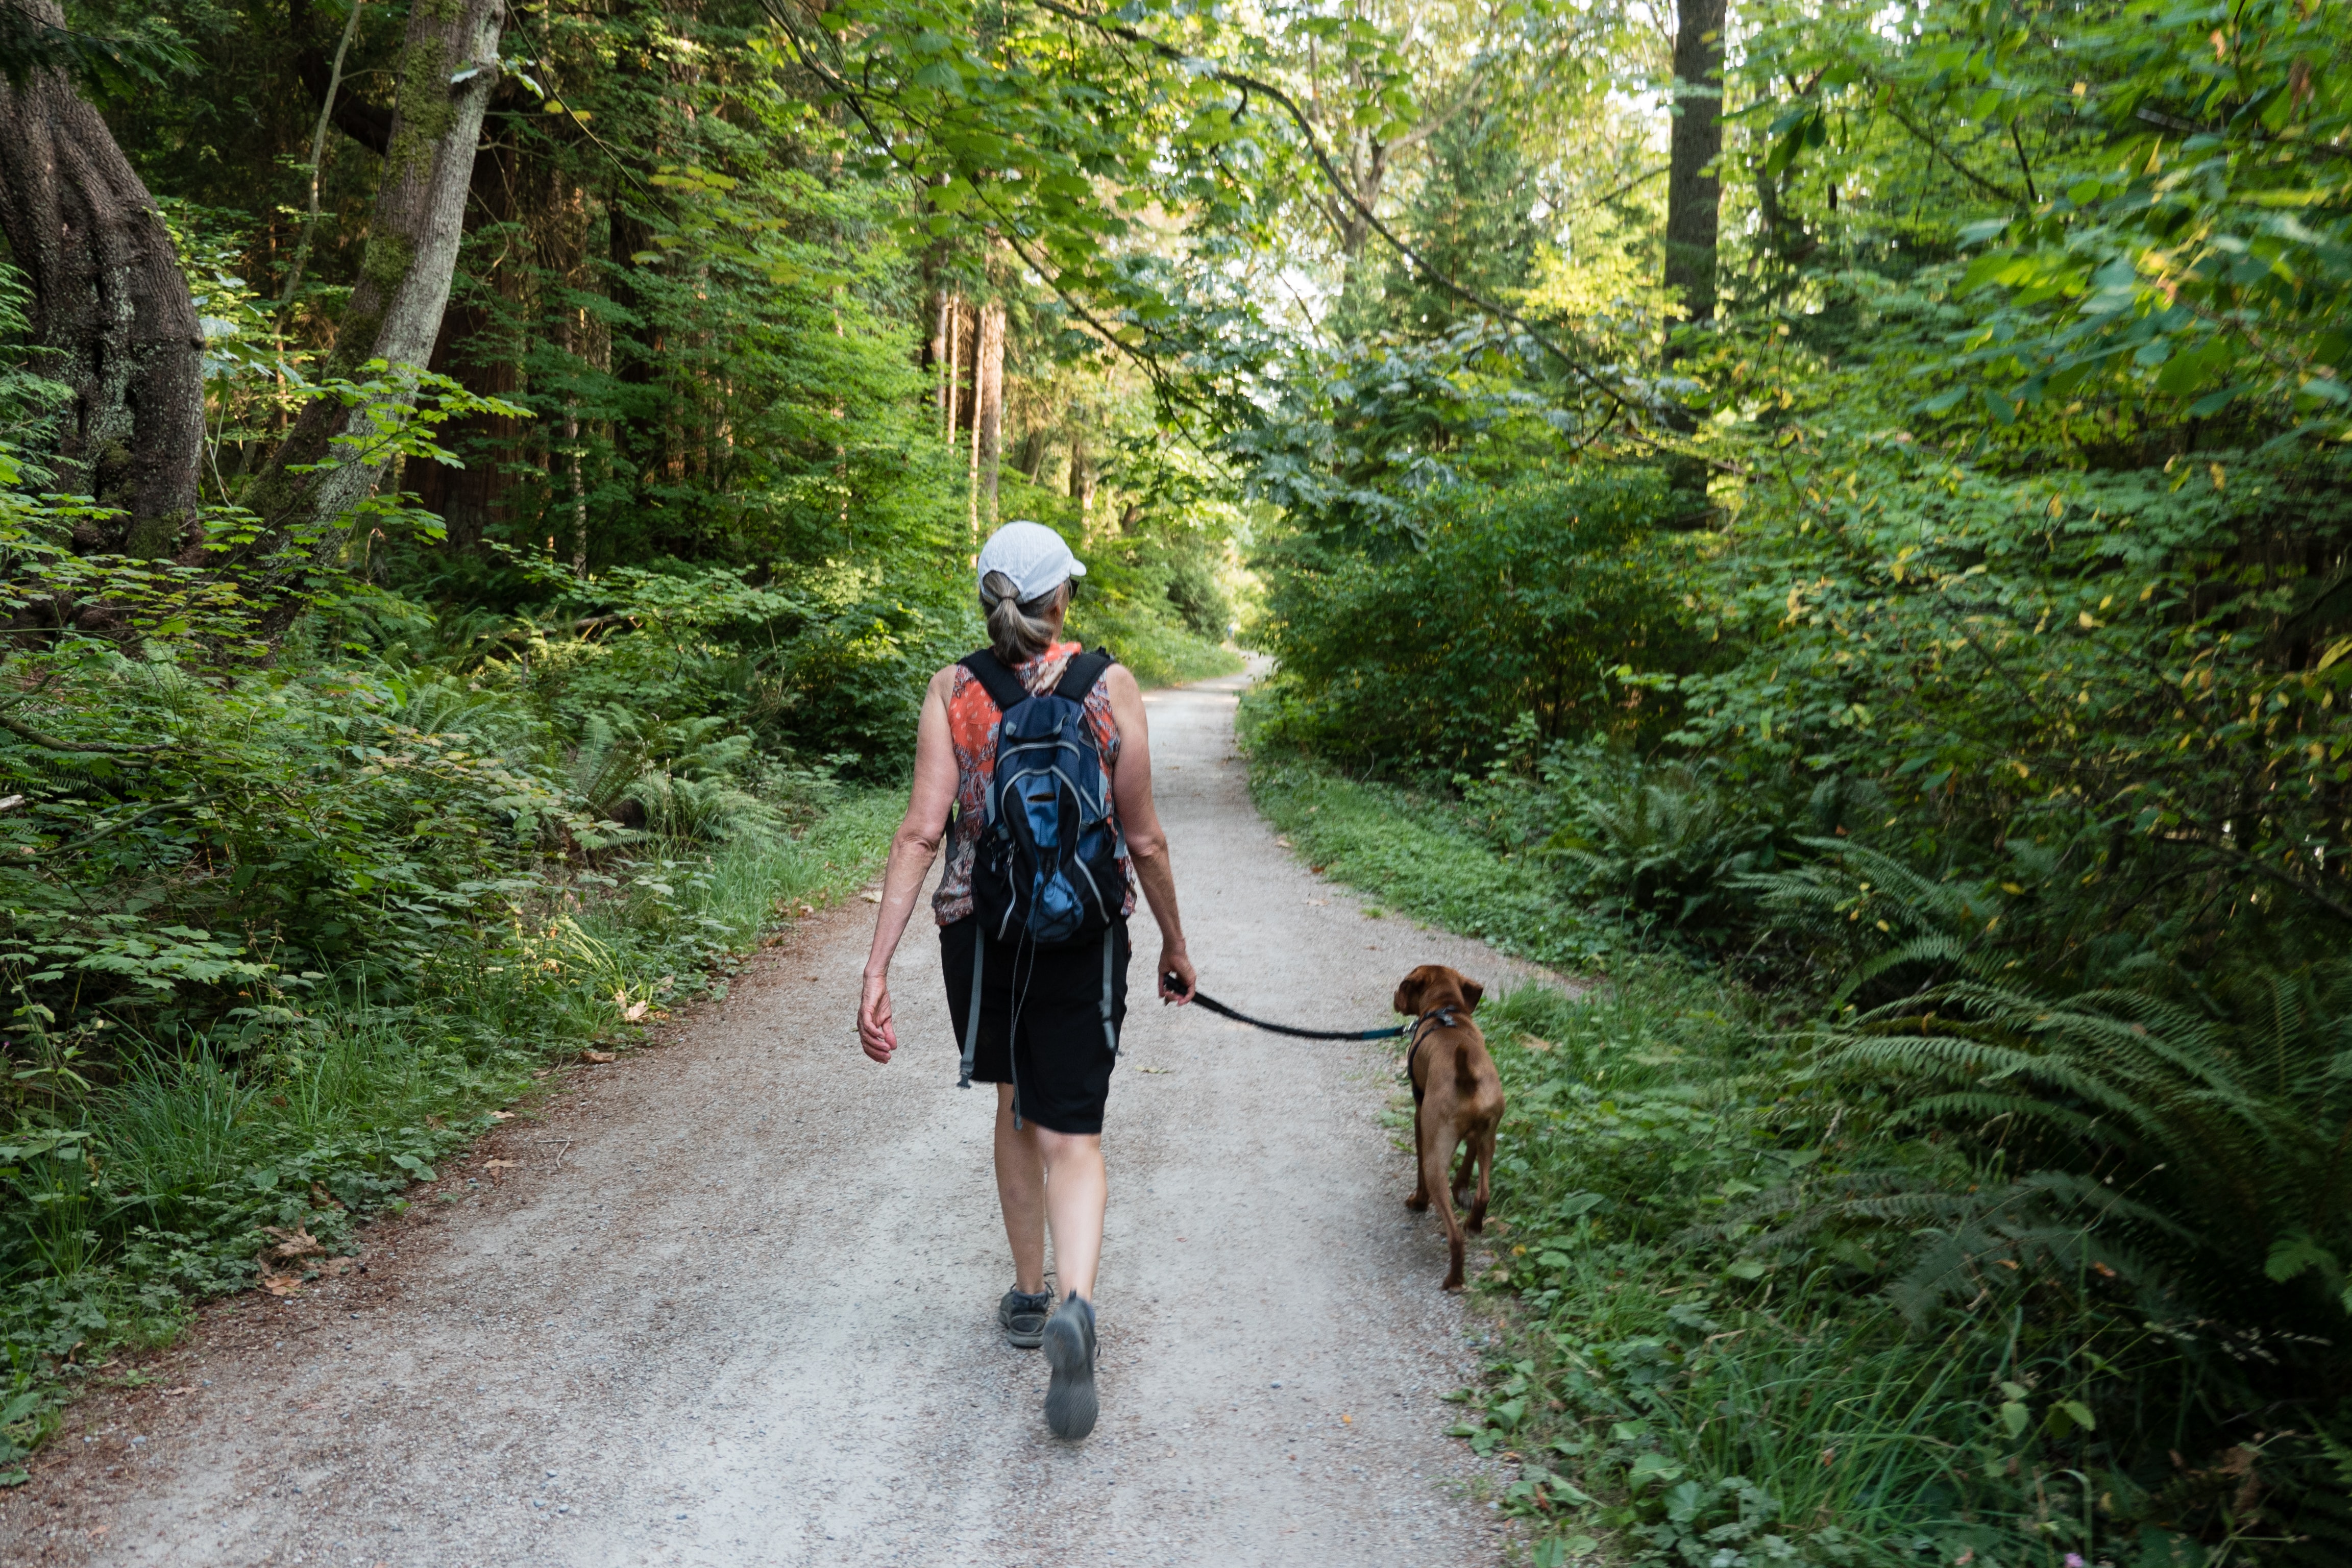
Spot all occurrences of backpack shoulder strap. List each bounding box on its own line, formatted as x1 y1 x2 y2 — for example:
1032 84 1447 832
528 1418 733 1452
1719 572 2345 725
959 649 1030 715
1052 647 1117 705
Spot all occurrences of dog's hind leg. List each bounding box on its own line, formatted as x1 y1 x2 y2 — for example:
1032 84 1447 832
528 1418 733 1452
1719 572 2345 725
1450 1142 1476 1207
1422 1129 1467 1290
1405 1104 1431 1211
1466 1121 1497 1233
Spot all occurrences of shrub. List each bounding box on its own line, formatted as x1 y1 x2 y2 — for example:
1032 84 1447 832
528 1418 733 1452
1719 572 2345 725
1253 474 1703 768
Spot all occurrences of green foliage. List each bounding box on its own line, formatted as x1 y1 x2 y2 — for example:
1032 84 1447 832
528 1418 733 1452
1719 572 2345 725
0 767 893 1460
1252 474 1700 768
1240 740 1612 969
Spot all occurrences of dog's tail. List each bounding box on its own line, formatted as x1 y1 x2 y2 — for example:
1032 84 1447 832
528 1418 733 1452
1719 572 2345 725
1454 1040 1478 1093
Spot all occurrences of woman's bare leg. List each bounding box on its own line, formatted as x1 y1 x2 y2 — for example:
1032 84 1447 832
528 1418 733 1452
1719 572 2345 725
1031 1127 1107 1301
993 1083 1047 1294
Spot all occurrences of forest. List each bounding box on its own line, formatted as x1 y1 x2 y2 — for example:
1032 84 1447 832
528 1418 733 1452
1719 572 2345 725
2 0 2348 1560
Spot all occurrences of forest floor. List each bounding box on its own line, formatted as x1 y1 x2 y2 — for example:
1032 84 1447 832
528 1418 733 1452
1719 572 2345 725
0 667 1571 1567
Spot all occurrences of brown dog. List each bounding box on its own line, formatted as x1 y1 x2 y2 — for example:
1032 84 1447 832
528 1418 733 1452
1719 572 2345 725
1393 964 1505 1291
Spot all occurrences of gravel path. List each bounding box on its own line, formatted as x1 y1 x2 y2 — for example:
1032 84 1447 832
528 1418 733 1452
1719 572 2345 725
1 668 1564 1567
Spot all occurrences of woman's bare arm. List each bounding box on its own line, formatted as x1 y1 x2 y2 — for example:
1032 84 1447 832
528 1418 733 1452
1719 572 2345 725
1104 665 1195 1004
857 667 960 1062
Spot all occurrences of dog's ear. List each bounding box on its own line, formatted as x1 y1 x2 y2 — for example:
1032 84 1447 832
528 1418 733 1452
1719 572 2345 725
1392 971 1422 1018
1460 977 1484 1012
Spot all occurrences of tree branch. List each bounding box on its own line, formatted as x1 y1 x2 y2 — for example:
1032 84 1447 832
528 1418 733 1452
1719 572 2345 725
1878 97 2029 205
0 712 174 754
1023 0 1635 420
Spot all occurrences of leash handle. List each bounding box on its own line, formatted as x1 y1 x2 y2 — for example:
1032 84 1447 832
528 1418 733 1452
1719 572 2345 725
1170 977 1408 1041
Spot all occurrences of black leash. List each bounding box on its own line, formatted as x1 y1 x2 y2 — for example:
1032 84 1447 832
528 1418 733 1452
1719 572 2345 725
1170 977 1408 1041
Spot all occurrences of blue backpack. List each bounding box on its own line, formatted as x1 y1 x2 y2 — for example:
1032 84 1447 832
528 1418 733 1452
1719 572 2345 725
960 646 1124 948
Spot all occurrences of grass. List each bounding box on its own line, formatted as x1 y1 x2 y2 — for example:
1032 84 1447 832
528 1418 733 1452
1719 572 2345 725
1243 747 1614 969
0 790 896 1476
1463 977 2048 1567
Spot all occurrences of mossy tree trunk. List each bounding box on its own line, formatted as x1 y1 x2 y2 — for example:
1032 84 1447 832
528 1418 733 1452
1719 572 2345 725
0 0 205 559
251 0 508 546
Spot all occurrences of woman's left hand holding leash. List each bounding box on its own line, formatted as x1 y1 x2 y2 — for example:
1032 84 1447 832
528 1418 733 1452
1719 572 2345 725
858 971 897 1064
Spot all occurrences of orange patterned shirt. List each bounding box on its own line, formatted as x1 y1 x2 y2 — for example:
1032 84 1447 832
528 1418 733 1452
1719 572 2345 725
933 641 1131 926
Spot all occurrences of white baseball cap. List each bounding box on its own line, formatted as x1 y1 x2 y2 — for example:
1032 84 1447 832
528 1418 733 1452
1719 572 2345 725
976 520 1087 605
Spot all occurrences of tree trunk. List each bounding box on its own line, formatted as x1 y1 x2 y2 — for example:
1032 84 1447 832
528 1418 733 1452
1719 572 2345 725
929 289 952 434
1662 0 1727 333
1068 432 1093 527
1015 428 1048 481
249 0 508 543
0 0 205 559
291 0 394 154
974 298 1005 525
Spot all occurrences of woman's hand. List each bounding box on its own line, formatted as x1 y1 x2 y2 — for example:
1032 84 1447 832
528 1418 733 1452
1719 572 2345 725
1158 947 1196 1005
858 971 898 1063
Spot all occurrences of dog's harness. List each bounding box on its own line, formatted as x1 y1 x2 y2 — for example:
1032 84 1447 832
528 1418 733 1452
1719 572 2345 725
1402 1006 1465 1106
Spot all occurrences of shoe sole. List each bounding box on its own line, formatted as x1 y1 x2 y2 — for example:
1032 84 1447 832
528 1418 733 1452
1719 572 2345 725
1000 1318 1046 1350
1042 1312 1097 1439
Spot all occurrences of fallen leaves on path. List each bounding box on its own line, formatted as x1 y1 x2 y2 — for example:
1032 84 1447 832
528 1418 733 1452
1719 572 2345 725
262 1226 323 1263
581 1049 617 1063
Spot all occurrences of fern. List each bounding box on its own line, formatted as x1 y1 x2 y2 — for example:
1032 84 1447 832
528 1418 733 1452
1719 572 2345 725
1802 959 2352 1341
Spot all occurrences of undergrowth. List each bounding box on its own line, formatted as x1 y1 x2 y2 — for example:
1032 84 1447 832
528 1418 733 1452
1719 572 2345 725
1245 736 2352 1567
1243 748 1614 970
0 772 893 1481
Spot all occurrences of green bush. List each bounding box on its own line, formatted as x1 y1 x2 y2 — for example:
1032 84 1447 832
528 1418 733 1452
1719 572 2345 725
1252 474 1703 768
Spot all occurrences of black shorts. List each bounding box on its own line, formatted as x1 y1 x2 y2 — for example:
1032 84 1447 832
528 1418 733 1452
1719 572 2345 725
939 917 1130 1136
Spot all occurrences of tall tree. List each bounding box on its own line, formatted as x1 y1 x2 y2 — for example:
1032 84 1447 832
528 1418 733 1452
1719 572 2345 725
974 298 1006 525
249 0 509 543
0 0 204 558
1662 0 1727 332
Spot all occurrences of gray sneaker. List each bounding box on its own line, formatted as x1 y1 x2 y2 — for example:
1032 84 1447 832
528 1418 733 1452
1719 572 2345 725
997 1287 1052 1349
1042 1294 1098 1439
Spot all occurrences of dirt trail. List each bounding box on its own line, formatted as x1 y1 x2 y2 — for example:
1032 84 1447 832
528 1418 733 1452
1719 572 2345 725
2 669 1562 1567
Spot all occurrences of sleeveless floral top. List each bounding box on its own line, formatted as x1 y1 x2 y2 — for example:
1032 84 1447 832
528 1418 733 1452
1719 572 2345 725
933 641 1132 926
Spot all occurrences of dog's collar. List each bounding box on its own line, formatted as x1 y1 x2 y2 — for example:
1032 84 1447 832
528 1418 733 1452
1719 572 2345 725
1412 1004 1465 1037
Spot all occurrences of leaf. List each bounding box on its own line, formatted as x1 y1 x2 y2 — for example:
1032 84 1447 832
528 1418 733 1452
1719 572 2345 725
1626 1451 1684 1492
2265 1231 2338 1284
622 1000 650 1022
2000 1400 2030 1437
261 1225 323 1263
580 1049 617 1063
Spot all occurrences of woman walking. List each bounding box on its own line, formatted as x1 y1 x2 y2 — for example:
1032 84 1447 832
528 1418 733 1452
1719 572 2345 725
856 520 1196 1440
